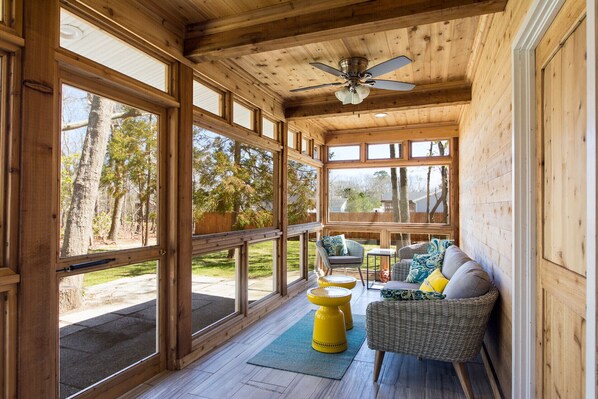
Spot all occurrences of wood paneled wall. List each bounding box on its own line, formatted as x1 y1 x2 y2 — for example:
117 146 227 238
458 0 533 396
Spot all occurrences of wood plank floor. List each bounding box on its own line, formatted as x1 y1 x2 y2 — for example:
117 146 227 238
121 284 496 399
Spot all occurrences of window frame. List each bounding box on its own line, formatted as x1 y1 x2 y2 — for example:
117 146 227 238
56 74 168 270
261 115 278 142
409 139 451 159
367 142 404 161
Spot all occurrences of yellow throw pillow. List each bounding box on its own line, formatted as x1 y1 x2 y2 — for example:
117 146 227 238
419 268 449 293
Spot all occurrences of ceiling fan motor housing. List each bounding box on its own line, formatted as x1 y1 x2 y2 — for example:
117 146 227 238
339 57 369 77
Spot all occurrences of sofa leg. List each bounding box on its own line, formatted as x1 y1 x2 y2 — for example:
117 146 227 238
373 351 385 382
453 362 475 399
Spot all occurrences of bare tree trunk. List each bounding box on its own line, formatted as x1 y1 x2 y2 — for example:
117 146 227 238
438 141 449 223
228 142 242 259
60 95 114 312
398 167 410 247
426 142 433 223
389 145 400 223
107 193 125 241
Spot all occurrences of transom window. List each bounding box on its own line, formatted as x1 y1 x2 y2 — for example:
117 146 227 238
411 140 450 157
60 9 168 92
232 101 255 130
193 80 223 117
327 145 360 161
368 143 402 160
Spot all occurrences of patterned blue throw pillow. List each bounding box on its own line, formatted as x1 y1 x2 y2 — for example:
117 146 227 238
321 234 349 256
405 251 445 283
427 238 454 255
380 288 445 301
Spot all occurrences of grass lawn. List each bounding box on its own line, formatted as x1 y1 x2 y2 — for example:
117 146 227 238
83 240 316 287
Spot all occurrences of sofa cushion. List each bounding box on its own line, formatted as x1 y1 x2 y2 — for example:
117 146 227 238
380 288 445 301
442 246 472 279
328 255 362 265
419 268 450 293
321 234 348 256
444 260 492 299
384 280 421 290
405 252 445 284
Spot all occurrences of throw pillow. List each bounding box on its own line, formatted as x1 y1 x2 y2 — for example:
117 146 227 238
427 238 455 255
419 268 450 293
443 260 492 299
405 251 445 284
380 288 445 301
321 234 349 256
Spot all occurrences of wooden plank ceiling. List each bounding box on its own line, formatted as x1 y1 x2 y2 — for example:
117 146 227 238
147 0 507 132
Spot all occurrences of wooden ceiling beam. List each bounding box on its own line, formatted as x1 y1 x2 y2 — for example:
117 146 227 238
184 0 508 62
325 122 459 145
284 81 471 120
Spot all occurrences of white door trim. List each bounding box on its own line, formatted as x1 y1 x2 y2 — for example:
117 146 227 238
512 0 597 398
511 1 564 398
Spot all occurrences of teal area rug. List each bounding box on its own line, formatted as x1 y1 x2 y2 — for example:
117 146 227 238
247 310 366 380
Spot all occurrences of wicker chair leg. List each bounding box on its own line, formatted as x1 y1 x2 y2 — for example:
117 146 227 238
453 362 475 399
373 351 385 382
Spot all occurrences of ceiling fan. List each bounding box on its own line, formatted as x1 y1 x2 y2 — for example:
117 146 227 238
290 56 415 105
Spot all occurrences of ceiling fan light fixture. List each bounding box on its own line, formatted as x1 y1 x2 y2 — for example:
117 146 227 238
355 85 370 99
335 87 349 102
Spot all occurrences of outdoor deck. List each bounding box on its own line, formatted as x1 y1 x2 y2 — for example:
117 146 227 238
120 282 495 399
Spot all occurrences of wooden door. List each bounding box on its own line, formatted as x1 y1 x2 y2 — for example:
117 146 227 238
536 1 586 398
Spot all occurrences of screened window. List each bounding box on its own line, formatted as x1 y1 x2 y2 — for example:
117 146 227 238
287 236 302 285
193 80 222 116
248 240 277 303
262 117 276 140
233 101 254 130
411 140 450 157
328 145 360 161
328 166 450 224
192 127 275 235
59 262 158 398
191 250 239 334
313 145 320 161
60 9 167 92
301 138 308 155
288 160 318 225
60 84 159 257
368 143 402 160
288 130 297 149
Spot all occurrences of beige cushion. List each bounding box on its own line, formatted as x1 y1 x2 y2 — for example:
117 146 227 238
442 246 472 279
444 261 492 299
383 280 420 291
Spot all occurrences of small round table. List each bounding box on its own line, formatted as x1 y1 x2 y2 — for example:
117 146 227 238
318 275 357 330
306 286 352 353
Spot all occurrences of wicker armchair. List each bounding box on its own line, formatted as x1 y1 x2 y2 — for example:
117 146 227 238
366 287 498 398
315 239 365 286
391 242 429 281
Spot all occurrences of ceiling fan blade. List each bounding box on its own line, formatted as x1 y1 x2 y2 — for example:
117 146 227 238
367 79 416 91
364 55 412 78
290 82 345 92
310 62 345 77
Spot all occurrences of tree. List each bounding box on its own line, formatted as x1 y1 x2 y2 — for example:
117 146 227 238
389 144 410 248
60 94 114 311
288 160 317 225
192 128 274 233
101 113 157 243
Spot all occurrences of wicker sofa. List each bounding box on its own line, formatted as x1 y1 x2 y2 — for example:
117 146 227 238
366 245 498 398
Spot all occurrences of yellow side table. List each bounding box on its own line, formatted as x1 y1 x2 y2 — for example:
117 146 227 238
318 275 357 330
306 286 352 353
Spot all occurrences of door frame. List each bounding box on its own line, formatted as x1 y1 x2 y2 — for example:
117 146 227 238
512 0 597 398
